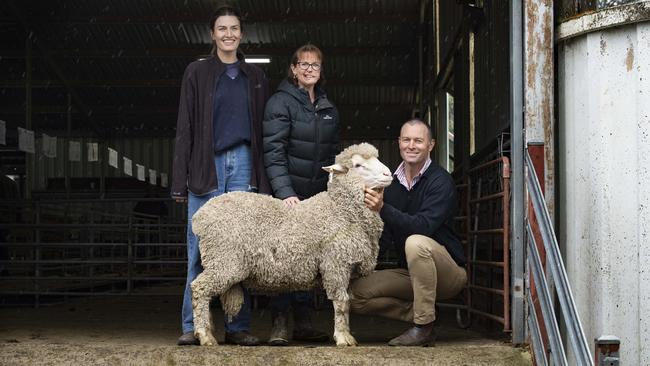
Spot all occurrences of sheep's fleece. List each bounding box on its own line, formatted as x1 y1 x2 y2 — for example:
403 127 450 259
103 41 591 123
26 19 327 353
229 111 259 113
190 143 392 346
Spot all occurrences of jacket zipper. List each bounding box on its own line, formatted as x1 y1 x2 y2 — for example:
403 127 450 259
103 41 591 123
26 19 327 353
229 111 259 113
312 98 320 181
245 73 254 188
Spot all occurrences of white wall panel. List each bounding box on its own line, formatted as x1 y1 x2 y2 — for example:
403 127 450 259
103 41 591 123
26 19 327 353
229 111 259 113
559 21 649 365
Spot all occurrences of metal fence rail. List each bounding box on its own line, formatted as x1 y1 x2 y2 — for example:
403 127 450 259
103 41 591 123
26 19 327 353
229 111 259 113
0 198 186 306
525 150 592 366
444 156 511 330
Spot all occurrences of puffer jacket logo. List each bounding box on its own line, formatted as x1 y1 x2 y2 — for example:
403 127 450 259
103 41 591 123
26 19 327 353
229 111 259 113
323 115 333 120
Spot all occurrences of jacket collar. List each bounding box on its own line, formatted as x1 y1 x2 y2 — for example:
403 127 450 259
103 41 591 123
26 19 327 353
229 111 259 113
277 79 329 106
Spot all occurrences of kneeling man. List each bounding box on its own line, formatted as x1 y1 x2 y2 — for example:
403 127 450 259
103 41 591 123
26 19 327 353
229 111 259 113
351 118 467 346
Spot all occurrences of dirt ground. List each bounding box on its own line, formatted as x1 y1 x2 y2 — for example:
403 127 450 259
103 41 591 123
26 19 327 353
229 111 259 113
0 285 531 366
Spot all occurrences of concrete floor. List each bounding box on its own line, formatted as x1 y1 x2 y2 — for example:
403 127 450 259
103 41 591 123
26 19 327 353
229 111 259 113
0 284 531 365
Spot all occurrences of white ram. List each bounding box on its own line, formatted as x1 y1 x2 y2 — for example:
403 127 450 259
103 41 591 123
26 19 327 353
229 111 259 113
191 143 392 346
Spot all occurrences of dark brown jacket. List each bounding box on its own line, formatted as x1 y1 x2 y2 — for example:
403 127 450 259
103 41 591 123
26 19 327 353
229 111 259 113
171 54 271 197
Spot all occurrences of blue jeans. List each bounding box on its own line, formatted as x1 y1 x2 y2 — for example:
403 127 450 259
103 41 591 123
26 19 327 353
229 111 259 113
182 143 253 334
269 291 313 313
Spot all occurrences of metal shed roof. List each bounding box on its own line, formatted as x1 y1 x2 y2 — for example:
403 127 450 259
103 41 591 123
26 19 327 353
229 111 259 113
0 0 422 140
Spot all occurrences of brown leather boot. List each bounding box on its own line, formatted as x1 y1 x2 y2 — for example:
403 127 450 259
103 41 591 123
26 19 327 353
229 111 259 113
387 322 436 347
177 331 200 346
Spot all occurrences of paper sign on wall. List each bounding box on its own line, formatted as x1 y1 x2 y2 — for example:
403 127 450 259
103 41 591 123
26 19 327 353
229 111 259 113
123 157 132 176
136 164 145 181
42 134 57 158
69 141 81 161
18 127 35 154
160 173 168 188
108 147 118 168
0 120 6 145
87 143 98 162
149 169 157 185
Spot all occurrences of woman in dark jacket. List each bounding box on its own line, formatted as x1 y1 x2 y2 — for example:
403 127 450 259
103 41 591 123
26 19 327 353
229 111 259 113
172 6 269 347
263 44 340 207
263 44 339 345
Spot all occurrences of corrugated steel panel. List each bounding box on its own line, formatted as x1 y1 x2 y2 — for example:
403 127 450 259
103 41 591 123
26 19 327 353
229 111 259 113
474 0 511 151
1 0 422 147
437 0 464 63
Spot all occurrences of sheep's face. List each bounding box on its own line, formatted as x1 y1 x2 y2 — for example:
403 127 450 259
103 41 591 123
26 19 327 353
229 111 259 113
324 154 392 190
350 154 392 189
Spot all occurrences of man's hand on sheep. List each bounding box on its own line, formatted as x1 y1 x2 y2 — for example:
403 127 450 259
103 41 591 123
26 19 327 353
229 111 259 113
283 196 300 208
364 187 384 212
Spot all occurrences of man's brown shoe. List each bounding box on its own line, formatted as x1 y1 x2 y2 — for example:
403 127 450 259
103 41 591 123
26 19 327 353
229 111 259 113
177 331 200 346
387 323 436 347
224 330 260 346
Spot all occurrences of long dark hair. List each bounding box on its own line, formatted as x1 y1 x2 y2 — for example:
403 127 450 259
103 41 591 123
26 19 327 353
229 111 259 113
286 44 325 87
209 6 243 31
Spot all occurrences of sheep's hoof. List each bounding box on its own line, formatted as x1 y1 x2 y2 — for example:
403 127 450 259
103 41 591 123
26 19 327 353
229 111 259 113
196 328 218 346
334 331 358 346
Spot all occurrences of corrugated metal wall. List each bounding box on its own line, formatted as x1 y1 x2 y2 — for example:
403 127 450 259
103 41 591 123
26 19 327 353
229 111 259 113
437 0 463 66
435 1 511 170
473 1 510 151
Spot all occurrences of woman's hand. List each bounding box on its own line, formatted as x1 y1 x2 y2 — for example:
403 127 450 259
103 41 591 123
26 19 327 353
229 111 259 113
283 196 300 208
364 187 384 212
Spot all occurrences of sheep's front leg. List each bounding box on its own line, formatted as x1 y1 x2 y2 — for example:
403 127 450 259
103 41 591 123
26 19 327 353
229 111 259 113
332 297 357 346
321 258 358 346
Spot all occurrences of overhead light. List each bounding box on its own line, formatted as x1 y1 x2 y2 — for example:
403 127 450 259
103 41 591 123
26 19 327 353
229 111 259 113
245 57 271 64
194 56 271 63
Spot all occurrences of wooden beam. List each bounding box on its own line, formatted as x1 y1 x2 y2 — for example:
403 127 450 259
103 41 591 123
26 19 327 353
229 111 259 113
0 104 417 115
0 45 417 59
0 13 419 25
0 78 418 88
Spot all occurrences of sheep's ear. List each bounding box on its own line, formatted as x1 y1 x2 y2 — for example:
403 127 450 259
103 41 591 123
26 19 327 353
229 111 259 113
322 164 347 174
323 164 347 184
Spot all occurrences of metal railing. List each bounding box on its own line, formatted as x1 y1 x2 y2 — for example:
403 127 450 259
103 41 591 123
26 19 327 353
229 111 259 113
440 155 511 330
525 150 592 366
0 198 186 306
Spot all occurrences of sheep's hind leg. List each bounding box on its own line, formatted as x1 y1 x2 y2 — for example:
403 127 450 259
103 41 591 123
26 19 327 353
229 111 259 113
332 299 357 346
191 269 221 346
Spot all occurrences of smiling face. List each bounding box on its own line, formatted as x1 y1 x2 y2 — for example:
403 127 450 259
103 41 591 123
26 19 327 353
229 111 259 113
211 15 241 61
398 122 435 168
290 51 321 91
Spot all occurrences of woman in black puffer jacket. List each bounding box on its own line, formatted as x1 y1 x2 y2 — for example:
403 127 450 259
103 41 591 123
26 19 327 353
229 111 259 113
262 44 339 346
263 44 340 207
